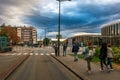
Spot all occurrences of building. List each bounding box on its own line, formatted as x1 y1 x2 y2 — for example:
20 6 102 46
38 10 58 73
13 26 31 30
101 20 120 45
68 34 101 46
15 26 37 45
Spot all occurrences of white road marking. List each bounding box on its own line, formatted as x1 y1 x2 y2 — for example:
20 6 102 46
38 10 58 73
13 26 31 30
23 53 28 55
40 53 44 55
35 53 38 55
18 53 22 55
5 54 9 55
30 53 33 55
46 53 50 55
11 53 16 55
51 53 55 55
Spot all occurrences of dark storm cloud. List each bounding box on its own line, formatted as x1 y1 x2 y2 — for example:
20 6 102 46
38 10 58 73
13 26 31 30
25 2 120 33
1 0 120 38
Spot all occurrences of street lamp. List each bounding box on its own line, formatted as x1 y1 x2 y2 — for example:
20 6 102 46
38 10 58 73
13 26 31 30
56 0 71 56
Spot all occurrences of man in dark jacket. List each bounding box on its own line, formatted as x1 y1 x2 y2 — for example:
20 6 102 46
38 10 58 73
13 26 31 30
53 43 58 56
99 42 108 71
72 41 79 61
63 43 67 56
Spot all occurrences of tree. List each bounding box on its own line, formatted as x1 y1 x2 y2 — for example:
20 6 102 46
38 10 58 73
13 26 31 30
0 25 20 44
43 38 51 46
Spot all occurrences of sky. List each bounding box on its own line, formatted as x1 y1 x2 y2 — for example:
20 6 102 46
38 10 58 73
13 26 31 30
0 0 120 39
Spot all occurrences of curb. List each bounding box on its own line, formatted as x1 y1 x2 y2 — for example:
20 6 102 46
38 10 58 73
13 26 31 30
51 55 91 80
0 55 30 80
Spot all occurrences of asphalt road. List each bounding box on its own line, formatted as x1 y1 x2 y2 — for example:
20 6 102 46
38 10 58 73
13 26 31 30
6 47 80 80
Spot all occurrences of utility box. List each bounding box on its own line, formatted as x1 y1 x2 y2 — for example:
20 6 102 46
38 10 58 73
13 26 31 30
0 37 8 51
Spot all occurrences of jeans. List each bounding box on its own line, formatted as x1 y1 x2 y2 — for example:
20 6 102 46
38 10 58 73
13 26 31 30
107 58 113 69
74 52 78 60
86 59 91 71
63 50 66 56
100 58 107 70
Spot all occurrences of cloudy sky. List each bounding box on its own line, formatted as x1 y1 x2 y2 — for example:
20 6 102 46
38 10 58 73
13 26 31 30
0 0 120 39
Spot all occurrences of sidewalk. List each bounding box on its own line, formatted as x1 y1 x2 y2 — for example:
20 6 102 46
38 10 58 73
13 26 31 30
54 55 120 80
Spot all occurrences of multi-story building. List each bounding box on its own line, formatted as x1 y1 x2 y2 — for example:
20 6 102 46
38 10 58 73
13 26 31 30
0 27 1 32
15 26 37 45
101 20 120 45
68 34 101 46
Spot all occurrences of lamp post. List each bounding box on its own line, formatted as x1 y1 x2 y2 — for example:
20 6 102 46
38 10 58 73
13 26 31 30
44 28 47 46
56 0 71 56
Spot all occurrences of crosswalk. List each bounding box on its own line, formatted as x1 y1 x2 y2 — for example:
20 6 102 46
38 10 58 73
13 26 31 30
0 52 55 56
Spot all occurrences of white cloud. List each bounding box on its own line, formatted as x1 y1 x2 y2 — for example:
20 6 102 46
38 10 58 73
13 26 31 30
0 0 120 39
47 32 58 36
101 19 120 28
93 0 120 5
0 0 38 25
75 0 120 5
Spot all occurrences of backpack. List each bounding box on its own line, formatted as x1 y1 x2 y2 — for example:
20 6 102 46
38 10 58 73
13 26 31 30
84 47 95 60
88 49 94 57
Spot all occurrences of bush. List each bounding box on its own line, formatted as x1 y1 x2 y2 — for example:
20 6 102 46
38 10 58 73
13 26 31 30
112 47 120 63
94 47 100 57
114 53 120 63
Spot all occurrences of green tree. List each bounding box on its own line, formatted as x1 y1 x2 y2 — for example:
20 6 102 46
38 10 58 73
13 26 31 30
0 25 20 44
43 38 50 46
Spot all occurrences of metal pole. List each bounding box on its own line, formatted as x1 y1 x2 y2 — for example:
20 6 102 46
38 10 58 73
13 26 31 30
45 28 46 46
58 1 61 56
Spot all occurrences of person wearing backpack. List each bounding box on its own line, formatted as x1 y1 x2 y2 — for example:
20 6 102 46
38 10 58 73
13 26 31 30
84 42 95 73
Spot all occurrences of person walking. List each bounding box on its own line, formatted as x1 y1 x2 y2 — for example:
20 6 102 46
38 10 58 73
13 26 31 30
107 44 114 71
63 43 67 56
72 40 79 62
99 42 108 71
84 42 95 73
53 43 58 56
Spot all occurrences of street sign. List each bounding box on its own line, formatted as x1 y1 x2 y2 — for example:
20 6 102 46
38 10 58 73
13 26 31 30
68 38 72 47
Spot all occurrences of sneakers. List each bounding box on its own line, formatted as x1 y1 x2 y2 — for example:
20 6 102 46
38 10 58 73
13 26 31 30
74 59 78 62
100 68 104 72
110 68 114 71
86 70 92 74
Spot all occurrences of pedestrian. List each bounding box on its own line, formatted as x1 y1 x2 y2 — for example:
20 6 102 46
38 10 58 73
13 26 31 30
99 42 108 71
53 43 58 56
63 43 67 56
81 45 87 58
84 42 95 73
72 40 79 62
107 44 114 71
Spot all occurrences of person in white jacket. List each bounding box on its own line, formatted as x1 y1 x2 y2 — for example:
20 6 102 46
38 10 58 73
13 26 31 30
107 44 114 71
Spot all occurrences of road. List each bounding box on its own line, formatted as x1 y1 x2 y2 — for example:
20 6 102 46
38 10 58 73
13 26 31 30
5 47 80 80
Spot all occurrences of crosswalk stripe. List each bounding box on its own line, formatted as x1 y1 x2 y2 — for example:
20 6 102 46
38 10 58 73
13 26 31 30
46 53 50 55
30 53 33 55
51 53 55 55
2 52 52 56
40 53 44 55
18 53 22 55
11 53 16 55
5 54 9 55
35 53 38 55
23 53 28 55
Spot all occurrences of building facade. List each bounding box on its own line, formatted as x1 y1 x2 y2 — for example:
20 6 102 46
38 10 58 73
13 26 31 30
101 20 120 45
69 34 101 46
15 26 37 45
